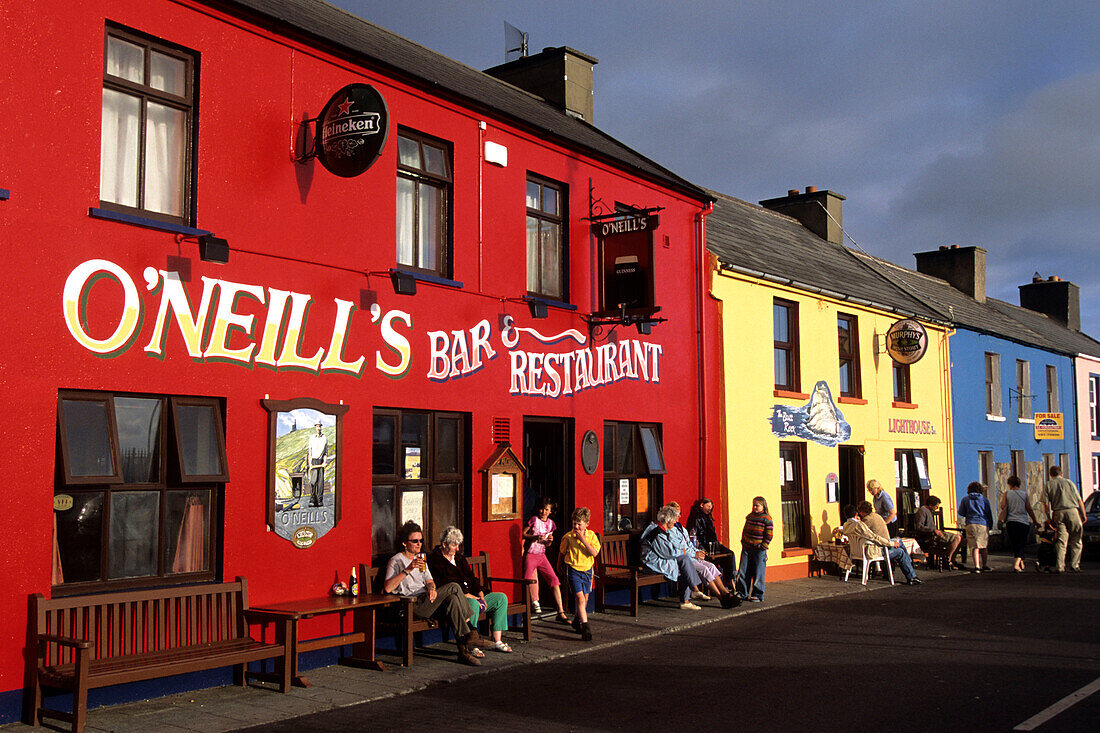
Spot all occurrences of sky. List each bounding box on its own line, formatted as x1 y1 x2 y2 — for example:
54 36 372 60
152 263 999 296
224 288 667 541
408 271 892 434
330 0 1100 335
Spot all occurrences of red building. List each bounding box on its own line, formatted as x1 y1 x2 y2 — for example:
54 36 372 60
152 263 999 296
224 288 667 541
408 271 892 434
0 0 712 717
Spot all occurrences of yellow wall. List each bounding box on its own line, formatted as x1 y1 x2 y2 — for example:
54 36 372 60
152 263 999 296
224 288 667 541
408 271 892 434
713 269 955 574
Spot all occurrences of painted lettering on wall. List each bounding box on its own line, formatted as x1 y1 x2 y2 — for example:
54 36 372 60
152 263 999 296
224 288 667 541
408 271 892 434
61 260 663 396
887 418 936 435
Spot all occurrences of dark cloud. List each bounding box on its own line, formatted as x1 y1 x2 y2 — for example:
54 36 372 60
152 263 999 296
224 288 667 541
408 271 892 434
333 0 1100 333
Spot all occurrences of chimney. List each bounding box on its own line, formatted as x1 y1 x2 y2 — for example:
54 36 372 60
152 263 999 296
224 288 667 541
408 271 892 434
914 245 987 303
485 46 598 123
759 187 845 245
1019 275 1081 331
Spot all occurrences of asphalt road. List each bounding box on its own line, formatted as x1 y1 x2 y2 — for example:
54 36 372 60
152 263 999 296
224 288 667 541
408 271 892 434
243 569 1099 732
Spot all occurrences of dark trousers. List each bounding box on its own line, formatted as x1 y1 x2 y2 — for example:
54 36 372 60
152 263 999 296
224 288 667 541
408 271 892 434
410 582 473 638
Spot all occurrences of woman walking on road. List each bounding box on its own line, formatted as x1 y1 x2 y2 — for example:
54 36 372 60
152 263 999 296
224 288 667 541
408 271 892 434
999 476 1036 572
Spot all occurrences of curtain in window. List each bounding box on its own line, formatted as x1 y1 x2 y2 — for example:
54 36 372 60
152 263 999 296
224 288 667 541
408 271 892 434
145 102 184 216
171 494 206 573
396 178 415 265
100 89 141 208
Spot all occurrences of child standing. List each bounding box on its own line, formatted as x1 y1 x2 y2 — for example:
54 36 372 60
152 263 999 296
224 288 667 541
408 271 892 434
734 497 772 603
558 506 600 641
522 497 569 623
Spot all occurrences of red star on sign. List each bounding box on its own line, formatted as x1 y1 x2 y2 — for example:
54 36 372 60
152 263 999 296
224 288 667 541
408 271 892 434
336 97 353 115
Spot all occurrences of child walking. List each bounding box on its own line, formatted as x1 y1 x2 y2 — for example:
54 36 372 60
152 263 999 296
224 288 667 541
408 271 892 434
558 507 600 641
734 497 772 603
522 497 569 623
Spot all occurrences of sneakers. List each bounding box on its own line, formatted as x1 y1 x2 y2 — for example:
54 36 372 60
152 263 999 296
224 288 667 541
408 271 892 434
580 622 593 641
531 600 541 614
690 590 711 601
679 601 702 610
907 577 923 586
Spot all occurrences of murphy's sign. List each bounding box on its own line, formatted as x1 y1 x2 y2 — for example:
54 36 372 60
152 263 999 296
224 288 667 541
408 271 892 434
316 83 389 177
885 318 929 364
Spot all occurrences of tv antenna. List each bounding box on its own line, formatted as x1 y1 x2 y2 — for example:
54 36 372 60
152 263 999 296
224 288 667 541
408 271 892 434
504 21 528 62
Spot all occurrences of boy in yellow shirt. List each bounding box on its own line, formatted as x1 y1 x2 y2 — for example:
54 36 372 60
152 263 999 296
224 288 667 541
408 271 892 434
558 507 600 641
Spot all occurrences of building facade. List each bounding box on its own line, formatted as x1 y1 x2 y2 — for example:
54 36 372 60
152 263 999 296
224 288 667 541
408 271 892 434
1076 353 1100 499
0 0 711 718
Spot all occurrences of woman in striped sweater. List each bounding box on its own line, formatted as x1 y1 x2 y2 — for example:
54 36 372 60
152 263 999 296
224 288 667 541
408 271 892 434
734 497 773 602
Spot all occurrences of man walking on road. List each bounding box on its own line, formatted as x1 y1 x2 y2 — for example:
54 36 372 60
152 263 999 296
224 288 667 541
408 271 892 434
1043 465 1086 573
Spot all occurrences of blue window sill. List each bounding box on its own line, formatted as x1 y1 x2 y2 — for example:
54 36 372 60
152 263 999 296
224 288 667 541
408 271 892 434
526 295 577 312
391 268 463 289
89 207 209 237
0 188 10 201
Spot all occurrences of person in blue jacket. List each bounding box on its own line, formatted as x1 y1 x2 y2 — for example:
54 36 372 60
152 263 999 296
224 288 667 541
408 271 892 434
958 481 994 573
640 504 705 610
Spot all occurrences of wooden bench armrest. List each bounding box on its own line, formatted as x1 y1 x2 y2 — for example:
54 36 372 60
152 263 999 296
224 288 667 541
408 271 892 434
36 633 93 650
243 609 295 624
485 576 537 586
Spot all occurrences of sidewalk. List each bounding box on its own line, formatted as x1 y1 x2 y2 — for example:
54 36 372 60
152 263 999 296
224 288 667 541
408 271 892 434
5 553 999 732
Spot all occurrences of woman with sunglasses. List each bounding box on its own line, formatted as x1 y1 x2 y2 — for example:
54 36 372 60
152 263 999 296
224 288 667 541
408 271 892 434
384 520 484 665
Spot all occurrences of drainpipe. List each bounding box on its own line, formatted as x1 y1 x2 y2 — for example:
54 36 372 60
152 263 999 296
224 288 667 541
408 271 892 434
695 201 714 502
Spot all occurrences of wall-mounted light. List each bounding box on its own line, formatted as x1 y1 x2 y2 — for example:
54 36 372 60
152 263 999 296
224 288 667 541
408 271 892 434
199 235 230 264
527 298 549 319
389 269 417 295
635 321 652 335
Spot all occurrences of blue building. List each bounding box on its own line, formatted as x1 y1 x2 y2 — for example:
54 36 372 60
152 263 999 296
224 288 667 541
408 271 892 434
857 245 1100 521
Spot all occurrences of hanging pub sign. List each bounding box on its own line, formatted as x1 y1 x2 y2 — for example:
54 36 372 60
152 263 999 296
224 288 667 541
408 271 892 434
592 213 659 316
885 318 928 364
315 83 389 177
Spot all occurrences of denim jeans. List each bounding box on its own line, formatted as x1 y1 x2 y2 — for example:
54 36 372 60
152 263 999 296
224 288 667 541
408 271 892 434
887 544 917 580
674 554 703 602
735 547 767 600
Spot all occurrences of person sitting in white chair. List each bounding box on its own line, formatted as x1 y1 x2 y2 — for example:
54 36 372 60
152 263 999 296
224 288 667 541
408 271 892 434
841 503 922 586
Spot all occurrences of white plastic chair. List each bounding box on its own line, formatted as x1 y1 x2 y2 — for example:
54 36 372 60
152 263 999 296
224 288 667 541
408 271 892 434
844 542 895 586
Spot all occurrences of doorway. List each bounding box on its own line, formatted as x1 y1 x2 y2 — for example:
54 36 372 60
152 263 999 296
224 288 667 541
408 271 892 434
522 417 573 609
838 445 864 512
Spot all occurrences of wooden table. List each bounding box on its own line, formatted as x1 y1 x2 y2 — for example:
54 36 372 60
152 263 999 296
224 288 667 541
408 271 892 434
249 593 400 687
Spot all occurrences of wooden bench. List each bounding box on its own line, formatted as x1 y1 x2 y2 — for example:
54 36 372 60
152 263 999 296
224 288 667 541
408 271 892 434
595 533 670 617
27 578 289 733
362 551 533 667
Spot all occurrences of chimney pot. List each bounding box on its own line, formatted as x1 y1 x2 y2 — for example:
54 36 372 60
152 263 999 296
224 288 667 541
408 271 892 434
939 246 949 251
951 244 959 249
787 189 799 196
805 186 817 193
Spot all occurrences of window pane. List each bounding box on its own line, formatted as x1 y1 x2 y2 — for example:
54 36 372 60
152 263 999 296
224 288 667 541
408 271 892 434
774 348 787 387
539 221 562 299
100 89 141 208
144 101 185 216
106 36 144 83
526 216 540 292
115 397 161 483
108 491 159 579
396 177 415 266
639 426 665 473
149 51 185 95
417 183 440 270
373 415 396 475
422 142 446 176
837 318 851 355
55 492 104 583
372 485 396 559
401 414 428 480
176 403 225 477
839 364 851 395
429 482 460 551
525 180 540 210
166 490 209 574
616 425 634 474
773 303 788 342
435 417 459 476
603 424 614 472
60 398 117 478
541 185 558 216
397 135 420 168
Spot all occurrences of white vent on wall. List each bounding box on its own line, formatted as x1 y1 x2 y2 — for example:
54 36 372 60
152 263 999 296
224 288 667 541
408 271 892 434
485 140 508 167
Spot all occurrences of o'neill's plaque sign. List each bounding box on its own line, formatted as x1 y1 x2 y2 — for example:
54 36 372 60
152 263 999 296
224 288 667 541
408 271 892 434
885 319 928 364
315 83 389 177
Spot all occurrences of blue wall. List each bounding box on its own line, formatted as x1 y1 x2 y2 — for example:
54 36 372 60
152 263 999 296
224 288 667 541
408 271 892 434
950 329 1079 497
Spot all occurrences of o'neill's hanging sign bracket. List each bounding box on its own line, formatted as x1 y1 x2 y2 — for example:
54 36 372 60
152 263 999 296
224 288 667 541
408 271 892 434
884 318 928 364
296 83 389 177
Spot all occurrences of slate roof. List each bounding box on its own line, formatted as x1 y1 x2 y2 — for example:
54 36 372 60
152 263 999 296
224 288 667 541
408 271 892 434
705 191 946 322
215 0 709 202
706 190 1100 358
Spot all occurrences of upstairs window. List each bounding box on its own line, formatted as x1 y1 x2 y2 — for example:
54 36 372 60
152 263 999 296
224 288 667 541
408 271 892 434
1016 359 1032 419
1046 365 1059 412
54 391 225 593
773 299 800 392
526 176 565 301
396 130 452 276
837 313 861 398
985 353 1002 416
100 27 195 224
893 361 911 403
1090 375 1099 437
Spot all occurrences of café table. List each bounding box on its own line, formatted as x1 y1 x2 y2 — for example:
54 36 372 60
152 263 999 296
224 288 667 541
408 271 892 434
814 538 923 574
249 593 400 687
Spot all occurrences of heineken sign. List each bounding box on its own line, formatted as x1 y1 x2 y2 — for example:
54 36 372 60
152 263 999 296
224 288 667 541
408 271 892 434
885 318 929 364
316 84 389 177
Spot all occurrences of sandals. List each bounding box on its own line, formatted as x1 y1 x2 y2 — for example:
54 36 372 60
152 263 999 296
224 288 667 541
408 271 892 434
485 640 513 653
468 647 485 658
554 613 570 625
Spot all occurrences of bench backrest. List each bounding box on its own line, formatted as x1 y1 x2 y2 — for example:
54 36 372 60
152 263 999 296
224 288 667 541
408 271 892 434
600 533 633 568
32 578 250 667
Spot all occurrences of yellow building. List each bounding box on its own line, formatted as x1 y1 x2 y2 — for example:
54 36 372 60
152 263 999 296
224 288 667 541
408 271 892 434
707 190 955 581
